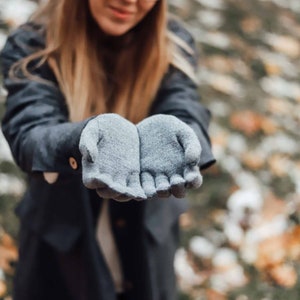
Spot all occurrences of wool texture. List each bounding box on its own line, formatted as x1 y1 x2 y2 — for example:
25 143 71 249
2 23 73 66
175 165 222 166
79 113 146 201
137 114 203 198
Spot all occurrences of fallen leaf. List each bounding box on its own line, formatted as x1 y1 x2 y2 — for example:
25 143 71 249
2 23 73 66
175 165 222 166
267 154 291 177
0 233 18 274
211 131 229 148
267 98 291 115
206 55 234 74
230 36 256 61
266 34 300 58
210 209 227 226
206 289 227 300
209 74 243 97
1 233 16 250
240 16 262 34
230 110 263 136
262 193 287 221
264 62 282 76
286 226 300 260
268 264 297 288
255 235 287 270
260 117 278 134
179 212 194 229
0 280 7 298
242 151 265 170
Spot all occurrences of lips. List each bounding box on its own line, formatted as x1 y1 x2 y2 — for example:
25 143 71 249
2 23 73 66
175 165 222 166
109 6 134 20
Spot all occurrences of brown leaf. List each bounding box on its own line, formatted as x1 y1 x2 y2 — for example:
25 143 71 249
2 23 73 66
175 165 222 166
230 110 263 136
242 151 265 170
212 131 229 148
210 209 227 226
268 35 300 58
268 264 297 288
255 235 287 270
267 98 291 116
0 280 7 298
1 233 16 250
264 62 282 76
286 225 300 260
262 193 287 221
240 16 262 34
206 55 234 74
0 233 18 274
260 117 278 134
206 289 227 300
267 154 291 177
179 212 194 229
209 75 242 97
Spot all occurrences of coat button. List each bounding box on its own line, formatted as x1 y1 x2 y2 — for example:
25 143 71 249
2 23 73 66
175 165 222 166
69 157 78 170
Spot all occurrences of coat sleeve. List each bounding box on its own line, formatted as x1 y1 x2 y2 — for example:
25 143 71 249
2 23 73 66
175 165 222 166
0 24 89 174
150 20 216 170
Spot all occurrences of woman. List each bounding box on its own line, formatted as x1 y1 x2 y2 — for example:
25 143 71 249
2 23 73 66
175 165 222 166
0 0 215 299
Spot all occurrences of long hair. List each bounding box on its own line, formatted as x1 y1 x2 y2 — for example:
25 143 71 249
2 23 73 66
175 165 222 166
15 0 196 123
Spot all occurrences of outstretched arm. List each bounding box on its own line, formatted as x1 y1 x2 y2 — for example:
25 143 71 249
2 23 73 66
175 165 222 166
1 24 89 175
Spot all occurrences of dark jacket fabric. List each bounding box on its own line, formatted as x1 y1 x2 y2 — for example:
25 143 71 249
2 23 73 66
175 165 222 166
0 20 215 300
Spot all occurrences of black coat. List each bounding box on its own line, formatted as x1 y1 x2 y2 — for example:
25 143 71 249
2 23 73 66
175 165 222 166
0 20 215 300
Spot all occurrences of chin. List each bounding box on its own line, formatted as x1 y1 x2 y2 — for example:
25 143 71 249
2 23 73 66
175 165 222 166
105 29 129 36
98 21 132 37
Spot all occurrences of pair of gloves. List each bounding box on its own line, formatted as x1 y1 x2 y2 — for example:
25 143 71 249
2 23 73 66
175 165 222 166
79 114 202 201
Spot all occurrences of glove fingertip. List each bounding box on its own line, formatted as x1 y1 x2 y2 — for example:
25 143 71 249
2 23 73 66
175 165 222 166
126 173 147 200
171 187 186 198
134 187 147 200
184 166 203 189
141 172 156 198
170 175 186 198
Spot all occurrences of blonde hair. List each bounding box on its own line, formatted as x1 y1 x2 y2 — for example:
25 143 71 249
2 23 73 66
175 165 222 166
15 0 197 123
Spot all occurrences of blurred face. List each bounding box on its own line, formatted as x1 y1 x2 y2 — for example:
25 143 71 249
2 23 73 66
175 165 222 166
88 0 158 36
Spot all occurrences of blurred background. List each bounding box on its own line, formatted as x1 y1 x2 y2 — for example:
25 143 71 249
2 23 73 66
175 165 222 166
0 0 299 299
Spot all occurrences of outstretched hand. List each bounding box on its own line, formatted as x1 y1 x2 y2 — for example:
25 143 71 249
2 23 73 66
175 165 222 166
79 113 146 201
137 114 203 199
79 113 202 201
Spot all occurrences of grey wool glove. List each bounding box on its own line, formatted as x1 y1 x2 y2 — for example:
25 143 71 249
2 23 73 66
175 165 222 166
137 114 203 199
79 113 146 201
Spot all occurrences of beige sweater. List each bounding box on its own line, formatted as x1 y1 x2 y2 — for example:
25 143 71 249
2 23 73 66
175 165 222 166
96 199 124 293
